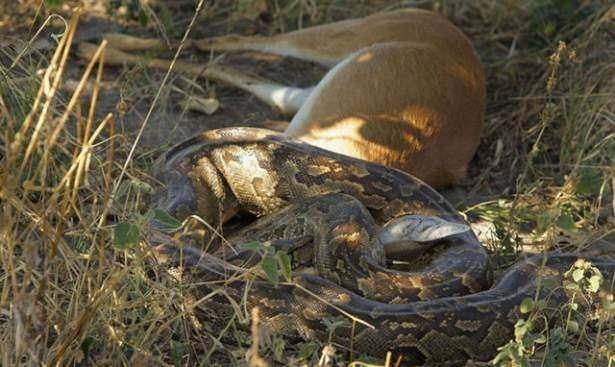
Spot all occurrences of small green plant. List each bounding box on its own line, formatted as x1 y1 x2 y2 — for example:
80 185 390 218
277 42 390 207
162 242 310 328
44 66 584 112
239 241 293 285
170 340 187 366
106 0 149 26
113 220 141 250
493 259 607 366
44 0 64 6
527 0 601 49
114 207 181 250
492 297 548 367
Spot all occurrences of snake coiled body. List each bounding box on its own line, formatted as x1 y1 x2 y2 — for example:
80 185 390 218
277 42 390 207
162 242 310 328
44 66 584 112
152 127 614 365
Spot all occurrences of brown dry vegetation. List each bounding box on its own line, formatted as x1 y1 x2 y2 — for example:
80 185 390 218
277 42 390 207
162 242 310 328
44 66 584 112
0 0 613 366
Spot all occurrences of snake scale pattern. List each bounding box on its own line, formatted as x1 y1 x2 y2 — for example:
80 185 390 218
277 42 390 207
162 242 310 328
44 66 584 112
151 127 614 365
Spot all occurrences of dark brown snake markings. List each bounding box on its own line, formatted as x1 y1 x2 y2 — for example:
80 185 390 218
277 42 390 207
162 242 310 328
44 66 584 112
152 127 614 365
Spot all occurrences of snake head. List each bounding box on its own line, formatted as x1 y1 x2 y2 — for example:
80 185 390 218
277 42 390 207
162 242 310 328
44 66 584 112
152 150 234 230
152 167 199 223
380 215 471 243
378 215 472 259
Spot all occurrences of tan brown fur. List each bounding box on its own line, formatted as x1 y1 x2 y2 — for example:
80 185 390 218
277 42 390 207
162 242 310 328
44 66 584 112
286 41 484 187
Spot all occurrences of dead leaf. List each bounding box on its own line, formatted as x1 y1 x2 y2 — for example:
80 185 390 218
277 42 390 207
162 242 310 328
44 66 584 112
181 96 220 115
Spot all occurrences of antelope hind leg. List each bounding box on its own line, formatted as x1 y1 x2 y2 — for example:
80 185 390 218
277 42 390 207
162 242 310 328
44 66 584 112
77 42 313 114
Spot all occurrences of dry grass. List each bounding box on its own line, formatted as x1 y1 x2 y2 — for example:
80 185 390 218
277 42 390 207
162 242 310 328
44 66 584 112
0 0 613 366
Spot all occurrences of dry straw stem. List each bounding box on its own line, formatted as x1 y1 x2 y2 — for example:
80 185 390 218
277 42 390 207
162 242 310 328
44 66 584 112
17 10 80 171
0 87 16 131
49 269 127 364
1 8 117 364
246 307 268 367
9 14 68 70
70 41 108 204
36 40 108 183
54 113 113 193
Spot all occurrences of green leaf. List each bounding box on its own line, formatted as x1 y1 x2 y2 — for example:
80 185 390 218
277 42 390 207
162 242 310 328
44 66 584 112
322 317 348 331
272 335 286 362
571 268 585 282
587 275 602 293
80 336 95 358
543 22 557 37
520 298 534 314
45 0 63 5
566 320 579 334
555 213 576 231
170 340 186 366
138 8 149 27
263 244 276 256
116 180 131 198
536 210 556 234
114 222 140 250
261 254 278 285
541 278 560 292
535 299 548 310
492 341 516 365
514 319 530 342
116 179 153 198
297 342 319 361
575 167 602 196
158 4 174 34
603 298 615 312
130 178 153 193
276 251 292 281
149 208 182 231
